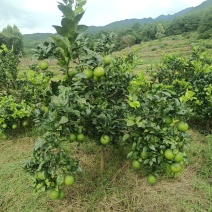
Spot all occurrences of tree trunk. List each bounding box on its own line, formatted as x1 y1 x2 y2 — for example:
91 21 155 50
100 146 105 175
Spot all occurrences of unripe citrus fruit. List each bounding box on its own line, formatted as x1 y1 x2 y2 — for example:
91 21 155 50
163 116 173 124
100 135 110 145
174 152 183 162
22 121 28 127
2 123 7 129
12 124 18 129
147 175 157 185
164 149 175 160
68 69 78 77
68 133 76 142
132 160 141 170
64 175 75 186
76 134 85 142
83 69 93 79
38 61 49 70
57 189 65 200
37 170 48 180
140 151 148 159
1 134 8 140
94 67 105 78
170 163 182 173
177 122 189 132
49 189 59 200
93 76 102 81
103 55 112 65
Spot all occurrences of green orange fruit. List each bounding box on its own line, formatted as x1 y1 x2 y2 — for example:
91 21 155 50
103 55 112 65
176 122 189 132
164 149 175 160
174 152 184 163
38 61 49 70
49 189 59 200
132 160 141 170
64 175 75 186
147 175 157 185
93 67 105 78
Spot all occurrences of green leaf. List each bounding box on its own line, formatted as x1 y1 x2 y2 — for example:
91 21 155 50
34 137 45 151
149 144 156 151
125 118 135 126
127 151 133 158
51 36 69 50
137 121 145 128
75 73 87 79
59 116 69 124
56 175 64 186
86 108 91 115
52 25 67 37
129 101 140 108
135 116 141 123
58 4 74 18
61 18 75 32
77 0 86 8
74 12 85 25
123 134 130 141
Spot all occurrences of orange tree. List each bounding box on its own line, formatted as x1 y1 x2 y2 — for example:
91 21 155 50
125 84 191 178
23 0 191 199
150 46 212 129
23 0 135 196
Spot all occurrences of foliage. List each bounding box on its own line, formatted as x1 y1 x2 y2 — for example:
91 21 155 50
126 84 191 174
0 44 20 95
23 132 79 193
0 25 23 54
18 70 51 105
198 6 212 38
0 95 33 136
23 0 88 195
121 35 136 48
155 23 165 40
150 46 212 126
92 32 116 55
35 41 58 59
21 0 193 198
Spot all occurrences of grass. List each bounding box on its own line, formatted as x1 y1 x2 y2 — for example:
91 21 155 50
19 32 212 77
115 32 212 72
0 130 211 212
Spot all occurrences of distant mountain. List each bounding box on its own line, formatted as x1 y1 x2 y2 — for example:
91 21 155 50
23 0 212 48
87 0 212 34
155 8 192 22
87 18 154 34
23 33 54 42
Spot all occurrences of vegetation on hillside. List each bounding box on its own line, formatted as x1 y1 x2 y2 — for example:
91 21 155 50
17 0 212 54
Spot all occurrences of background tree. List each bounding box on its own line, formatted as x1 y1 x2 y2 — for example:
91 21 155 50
198 7 212 38
155 23 165 40
121 35 136 48
0 25 23 54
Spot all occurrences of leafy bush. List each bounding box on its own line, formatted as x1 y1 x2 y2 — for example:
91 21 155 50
0 44 20 95
150 46 212 128
126 84 191 174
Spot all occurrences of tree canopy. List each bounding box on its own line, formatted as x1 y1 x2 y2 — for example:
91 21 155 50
0 25 23 55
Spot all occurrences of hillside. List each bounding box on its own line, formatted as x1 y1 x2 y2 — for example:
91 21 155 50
87 7 193 34
22 0 212 53
87 0 212 34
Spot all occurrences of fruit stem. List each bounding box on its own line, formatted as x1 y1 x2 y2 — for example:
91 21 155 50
100 146 105 175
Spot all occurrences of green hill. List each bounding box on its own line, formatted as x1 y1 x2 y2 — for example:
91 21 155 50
22 0 212 53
